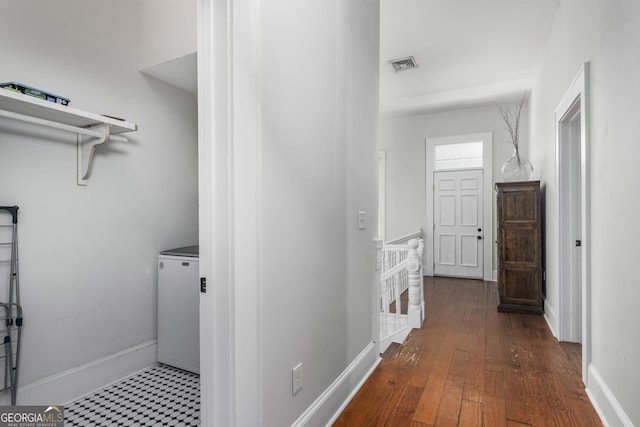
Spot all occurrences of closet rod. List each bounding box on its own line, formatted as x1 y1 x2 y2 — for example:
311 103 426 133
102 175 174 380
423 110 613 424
0 108 128 142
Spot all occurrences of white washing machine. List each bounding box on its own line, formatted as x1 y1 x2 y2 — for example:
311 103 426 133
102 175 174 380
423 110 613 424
158 246 199 374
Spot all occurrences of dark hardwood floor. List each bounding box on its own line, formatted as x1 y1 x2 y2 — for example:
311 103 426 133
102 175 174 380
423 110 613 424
333 277 602 426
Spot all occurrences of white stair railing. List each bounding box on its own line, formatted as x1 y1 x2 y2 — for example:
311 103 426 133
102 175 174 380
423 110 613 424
380 251 408 328
384 228 422 245
378 229 425 351
381 228 423 306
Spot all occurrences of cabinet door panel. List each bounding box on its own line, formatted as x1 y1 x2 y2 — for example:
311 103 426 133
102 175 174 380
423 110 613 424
500 267 541 304
501 226 540 264
499 187 539 222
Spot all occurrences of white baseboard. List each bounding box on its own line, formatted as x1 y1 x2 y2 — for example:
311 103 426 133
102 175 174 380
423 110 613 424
586 364 634 427
543 301 558 339
2 340 157 406
492 270 497 281
291 341 380 427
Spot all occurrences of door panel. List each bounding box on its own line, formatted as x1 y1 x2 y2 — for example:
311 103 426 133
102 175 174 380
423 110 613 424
434 169 483 278
461 195 479 225
439 234 456 265
460 177 478 190
461 235 479 267
439 196 456 226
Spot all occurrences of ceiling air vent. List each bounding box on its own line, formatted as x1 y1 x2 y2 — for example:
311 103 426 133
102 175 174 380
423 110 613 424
389 56 418 72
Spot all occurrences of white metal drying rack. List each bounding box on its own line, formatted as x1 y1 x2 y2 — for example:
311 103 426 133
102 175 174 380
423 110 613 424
0 89 137 185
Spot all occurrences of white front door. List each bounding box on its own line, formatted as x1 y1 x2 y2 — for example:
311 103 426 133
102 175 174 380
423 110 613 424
433 169 484 278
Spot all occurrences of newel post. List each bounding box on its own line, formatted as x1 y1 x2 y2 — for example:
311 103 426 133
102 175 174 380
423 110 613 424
407 239 424 328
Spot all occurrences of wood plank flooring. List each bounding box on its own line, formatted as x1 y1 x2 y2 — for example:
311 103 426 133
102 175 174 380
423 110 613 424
333 277 602 427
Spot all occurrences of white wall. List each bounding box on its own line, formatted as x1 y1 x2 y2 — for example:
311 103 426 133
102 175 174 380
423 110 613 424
259 1 379 425
529 0 640 424
0 0 198 404
379 103 529 273
199 0 380 425
139 0 197 70
138 0 197 95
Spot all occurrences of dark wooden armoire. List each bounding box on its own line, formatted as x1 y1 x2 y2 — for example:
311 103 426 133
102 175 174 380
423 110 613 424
495 181 543 314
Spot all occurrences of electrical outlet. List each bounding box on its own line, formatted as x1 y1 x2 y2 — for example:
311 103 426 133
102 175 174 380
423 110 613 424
292 362 303 395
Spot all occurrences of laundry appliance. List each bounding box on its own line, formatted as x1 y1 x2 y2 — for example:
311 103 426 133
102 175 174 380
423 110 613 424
157 246 199 374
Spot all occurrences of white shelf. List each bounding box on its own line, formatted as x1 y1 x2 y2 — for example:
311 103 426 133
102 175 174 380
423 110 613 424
0 88 138 185
0 88 136 133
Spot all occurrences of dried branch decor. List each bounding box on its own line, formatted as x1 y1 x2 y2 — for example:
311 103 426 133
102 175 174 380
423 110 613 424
497 92 533 180
496 92 527 155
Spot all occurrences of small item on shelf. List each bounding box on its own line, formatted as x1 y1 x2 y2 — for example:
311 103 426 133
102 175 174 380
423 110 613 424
0 81 70 106
101 114 125 121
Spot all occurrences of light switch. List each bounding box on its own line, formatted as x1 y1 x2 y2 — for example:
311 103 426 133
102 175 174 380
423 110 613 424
358 211 366 230
292 362 303 395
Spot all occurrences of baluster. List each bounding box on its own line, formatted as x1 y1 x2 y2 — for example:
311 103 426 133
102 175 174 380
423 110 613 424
375 238 388 325
407 238 424 328
395 270 402 323
402 260 408 293
418 239 426 324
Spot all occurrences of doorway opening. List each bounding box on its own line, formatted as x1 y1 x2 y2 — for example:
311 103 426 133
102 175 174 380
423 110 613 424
556 62 591 384
433 169 484 278
425 133 493 281
558 99 582 343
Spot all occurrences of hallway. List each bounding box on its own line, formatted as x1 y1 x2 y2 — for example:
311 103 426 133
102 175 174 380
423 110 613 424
334 277 601 426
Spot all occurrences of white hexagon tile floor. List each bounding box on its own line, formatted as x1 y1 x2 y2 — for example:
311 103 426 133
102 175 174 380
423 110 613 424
65 364 200 426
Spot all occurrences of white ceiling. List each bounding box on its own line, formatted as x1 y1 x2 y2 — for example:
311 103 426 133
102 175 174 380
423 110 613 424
380 0 560 117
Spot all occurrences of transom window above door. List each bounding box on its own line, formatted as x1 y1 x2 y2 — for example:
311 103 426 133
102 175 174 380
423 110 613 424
434 141 483 170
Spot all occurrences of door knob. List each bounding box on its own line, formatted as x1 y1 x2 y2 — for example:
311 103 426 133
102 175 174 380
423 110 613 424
478 228 482 232
477 235 482 240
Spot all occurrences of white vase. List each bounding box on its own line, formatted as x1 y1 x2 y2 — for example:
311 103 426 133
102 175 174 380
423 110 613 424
501 148 533 181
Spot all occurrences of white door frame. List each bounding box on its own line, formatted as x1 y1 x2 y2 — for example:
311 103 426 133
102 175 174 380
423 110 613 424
425 132 493 281
557 98 582 343
555 62 591 385
197 0 263 425
378 150 387 241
